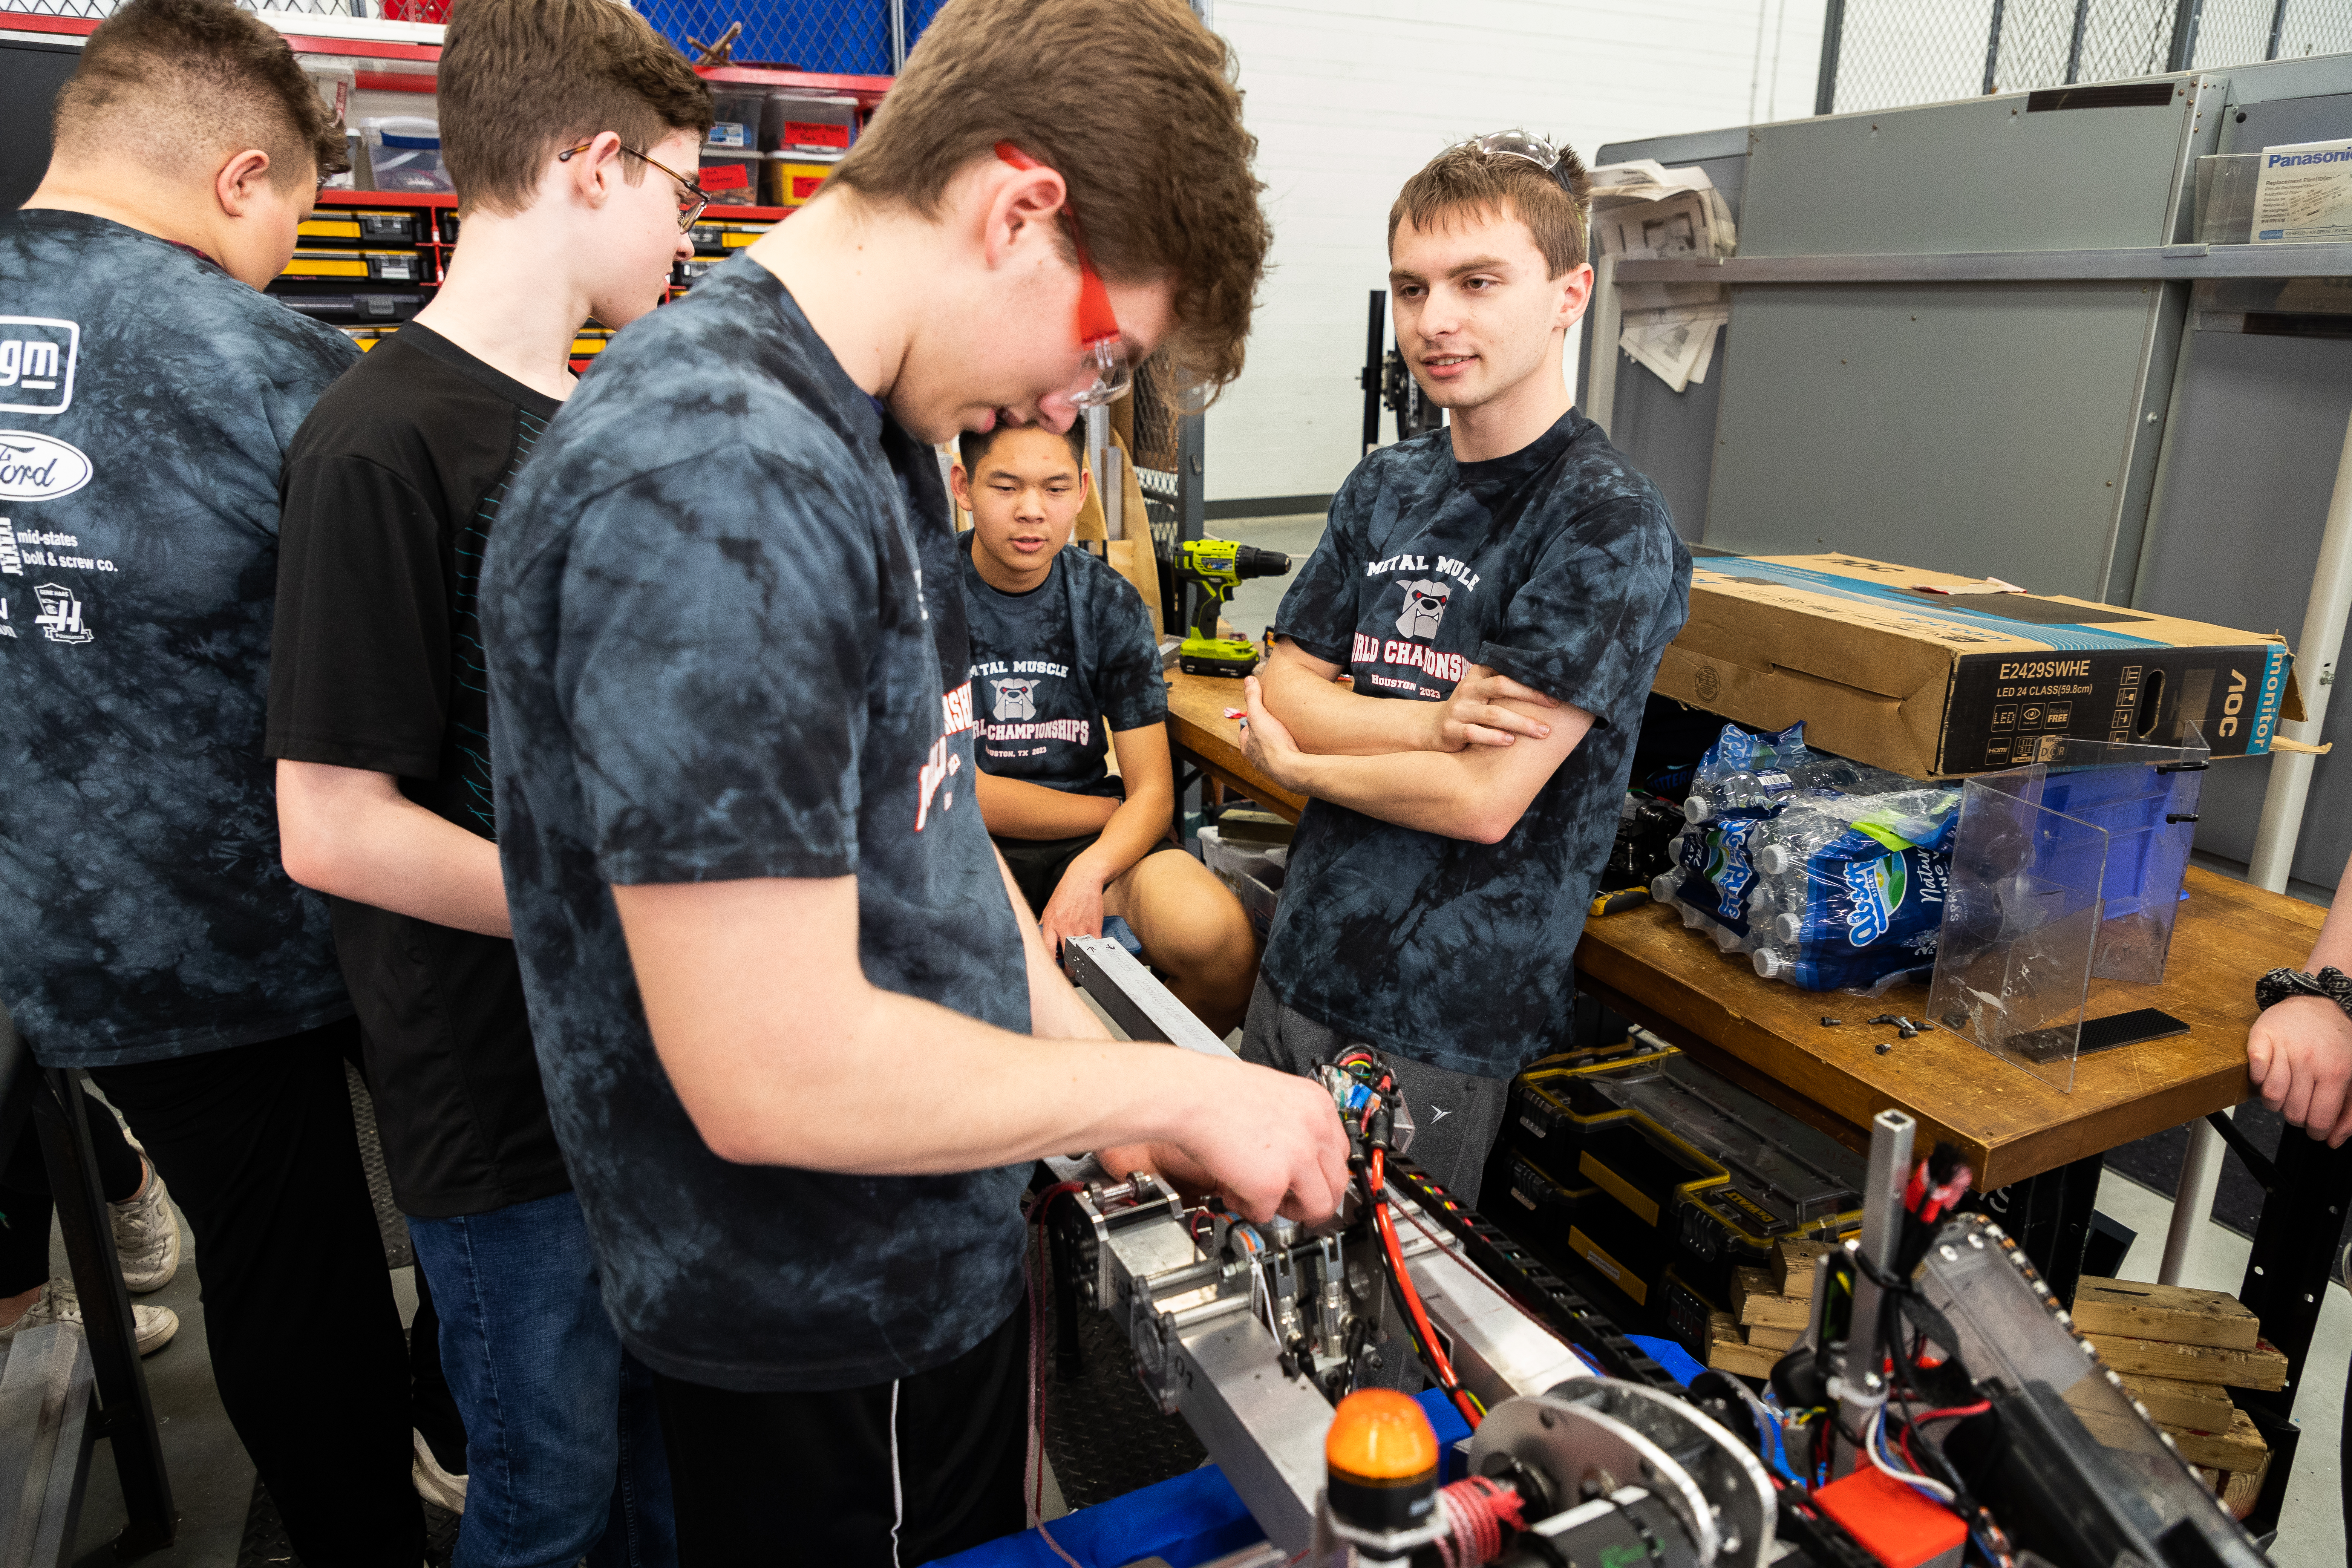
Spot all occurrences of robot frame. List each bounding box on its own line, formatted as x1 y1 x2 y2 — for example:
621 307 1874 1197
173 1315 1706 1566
1049 935 2274 1568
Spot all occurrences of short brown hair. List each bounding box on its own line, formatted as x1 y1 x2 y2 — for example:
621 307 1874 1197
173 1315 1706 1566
52 0 346 188
1389 138 1593 277
830 0 1268 395
957 421 1086 476
438 0 713 217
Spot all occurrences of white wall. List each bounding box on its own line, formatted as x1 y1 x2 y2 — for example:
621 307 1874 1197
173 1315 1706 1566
1208 0 1827 506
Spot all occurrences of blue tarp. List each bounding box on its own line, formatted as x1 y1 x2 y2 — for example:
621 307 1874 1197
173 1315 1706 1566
932 1387 1472 1568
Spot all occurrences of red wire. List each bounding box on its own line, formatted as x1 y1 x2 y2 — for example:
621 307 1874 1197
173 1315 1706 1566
1369 1148 1482 1429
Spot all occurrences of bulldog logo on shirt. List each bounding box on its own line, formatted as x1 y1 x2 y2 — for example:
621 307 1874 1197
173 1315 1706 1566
1394 579 1451 640
991 678 1040 720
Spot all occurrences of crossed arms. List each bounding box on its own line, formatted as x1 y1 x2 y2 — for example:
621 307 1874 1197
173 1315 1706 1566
1239 638 1594 843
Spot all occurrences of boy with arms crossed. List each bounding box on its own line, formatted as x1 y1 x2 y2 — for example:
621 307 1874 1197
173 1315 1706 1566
1239 135 1693 1205
955 421 1260 1034
479 0 1348 1557
268 0 703 1559
0 0 430 1554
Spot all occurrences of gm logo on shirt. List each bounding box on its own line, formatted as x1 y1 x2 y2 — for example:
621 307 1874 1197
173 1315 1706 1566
0 318 79 416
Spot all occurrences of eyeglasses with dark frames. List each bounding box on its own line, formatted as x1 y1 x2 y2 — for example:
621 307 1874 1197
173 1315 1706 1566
557 140 710 232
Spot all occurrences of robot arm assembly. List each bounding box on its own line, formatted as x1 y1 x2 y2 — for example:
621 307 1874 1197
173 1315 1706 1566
1052 937 2277 1568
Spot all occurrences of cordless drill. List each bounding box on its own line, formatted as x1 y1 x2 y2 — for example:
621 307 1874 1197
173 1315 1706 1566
1174 538 1292 678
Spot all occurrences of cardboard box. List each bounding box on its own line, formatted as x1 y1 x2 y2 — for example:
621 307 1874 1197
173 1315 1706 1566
1655 554 2303 778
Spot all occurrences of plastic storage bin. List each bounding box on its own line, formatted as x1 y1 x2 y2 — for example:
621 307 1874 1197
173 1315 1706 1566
707 90 766 151
698 150 764 207
769 156 839 208
763 94 858 154
357 117 451 194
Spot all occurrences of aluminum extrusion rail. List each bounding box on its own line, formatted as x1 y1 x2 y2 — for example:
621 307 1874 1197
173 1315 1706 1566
1387 1160 1680 1394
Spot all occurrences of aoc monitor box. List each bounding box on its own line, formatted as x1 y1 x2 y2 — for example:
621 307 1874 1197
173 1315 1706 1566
1654 553 2301 779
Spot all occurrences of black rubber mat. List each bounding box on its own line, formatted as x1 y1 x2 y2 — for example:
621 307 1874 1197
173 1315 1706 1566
1036 1226 1208 1511
346 1062 415 1272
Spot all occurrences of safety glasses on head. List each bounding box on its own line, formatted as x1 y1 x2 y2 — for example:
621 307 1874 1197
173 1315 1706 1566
1462 129 1578 195
995 142 1214 417
558 139 710 232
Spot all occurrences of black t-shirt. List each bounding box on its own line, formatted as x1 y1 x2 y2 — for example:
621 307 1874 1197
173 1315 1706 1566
1265 411 1691 1078
0 210 357 1070
266 324 570 1219
961 540 1166 796
480 265 1029 1392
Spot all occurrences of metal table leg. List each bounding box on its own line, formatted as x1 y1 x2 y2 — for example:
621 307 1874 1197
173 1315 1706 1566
35 1069 173 1557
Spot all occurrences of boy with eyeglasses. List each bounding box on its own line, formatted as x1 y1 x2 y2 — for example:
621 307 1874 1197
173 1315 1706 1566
266 0 705 1558
476 0 1349 1557
1236 133 1694 1207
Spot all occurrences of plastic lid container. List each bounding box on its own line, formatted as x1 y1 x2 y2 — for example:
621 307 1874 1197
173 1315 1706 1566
1753 948 1787 978
1755 842 1793 875
1683 794 1712 824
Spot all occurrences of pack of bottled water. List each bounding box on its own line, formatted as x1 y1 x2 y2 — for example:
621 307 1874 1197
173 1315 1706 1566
1652 723 1960 992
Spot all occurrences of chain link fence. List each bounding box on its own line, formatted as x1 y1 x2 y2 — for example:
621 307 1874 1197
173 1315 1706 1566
1823 0 2352 116
5 1 943 71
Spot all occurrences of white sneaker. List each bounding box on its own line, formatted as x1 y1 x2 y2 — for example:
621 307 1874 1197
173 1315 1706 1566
412 1426 467 1514
0 1276 178 1356
109 1158 181 1294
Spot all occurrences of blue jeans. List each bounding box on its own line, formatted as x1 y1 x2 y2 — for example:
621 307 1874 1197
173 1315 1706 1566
408 1191 674 1568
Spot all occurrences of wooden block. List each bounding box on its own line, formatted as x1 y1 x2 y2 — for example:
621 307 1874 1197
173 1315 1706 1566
2222 1458 2269 1521
1707 1311 1780 1379
2073 1277 2260 1351
2159 1408 2268 1473
2119 1374 2236 1429
1732 1266 1810 1330
1746 1323 1803 1351
1772 1237 1839 1298
2088 1333 2288 1391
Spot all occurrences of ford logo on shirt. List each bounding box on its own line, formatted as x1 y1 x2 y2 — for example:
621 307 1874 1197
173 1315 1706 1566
0 432 93 502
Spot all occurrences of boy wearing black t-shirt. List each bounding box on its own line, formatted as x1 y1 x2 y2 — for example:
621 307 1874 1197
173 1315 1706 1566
266 2 706 1558
955 423 1259 1034
1237 135 1694 1205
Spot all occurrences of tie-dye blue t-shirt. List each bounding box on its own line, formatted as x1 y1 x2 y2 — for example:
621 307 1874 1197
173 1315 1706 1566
481 263 1030 1392
1264 411 1691 1079
0 211 358 1067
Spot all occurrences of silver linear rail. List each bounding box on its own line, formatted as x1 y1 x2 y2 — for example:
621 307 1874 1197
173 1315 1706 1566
1615 241 2352 286
1065 934 1236 1057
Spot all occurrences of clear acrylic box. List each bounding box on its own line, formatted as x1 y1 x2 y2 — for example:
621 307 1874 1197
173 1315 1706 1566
1928 728 2208 1092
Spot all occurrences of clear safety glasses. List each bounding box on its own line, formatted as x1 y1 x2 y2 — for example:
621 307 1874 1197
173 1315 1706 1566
1464 129 1578 194
995 142 1214 416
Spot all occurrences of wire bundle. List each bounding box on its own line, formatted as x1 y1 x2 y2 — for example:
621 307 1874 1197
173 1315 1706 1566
1431 1475 1527 1568
1021 1181 1089 1568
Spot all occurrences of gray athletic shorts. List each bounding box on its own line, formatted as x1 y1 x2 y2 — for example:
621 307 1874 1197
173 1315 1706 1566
1237 977 1511 1208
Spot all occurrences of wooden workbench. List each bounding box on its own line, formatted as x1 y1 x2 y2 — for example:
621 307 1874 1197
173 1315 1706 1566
1575 868 2316 1189
1166 669 2311 1186
1164 669 1306 821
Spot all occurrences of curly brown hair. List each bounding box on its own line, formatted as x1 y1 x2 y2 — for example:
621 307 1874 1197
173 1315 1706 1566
438 0 713 217
1390 137 1594 277
828 0 1268 398
52 0 347 188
